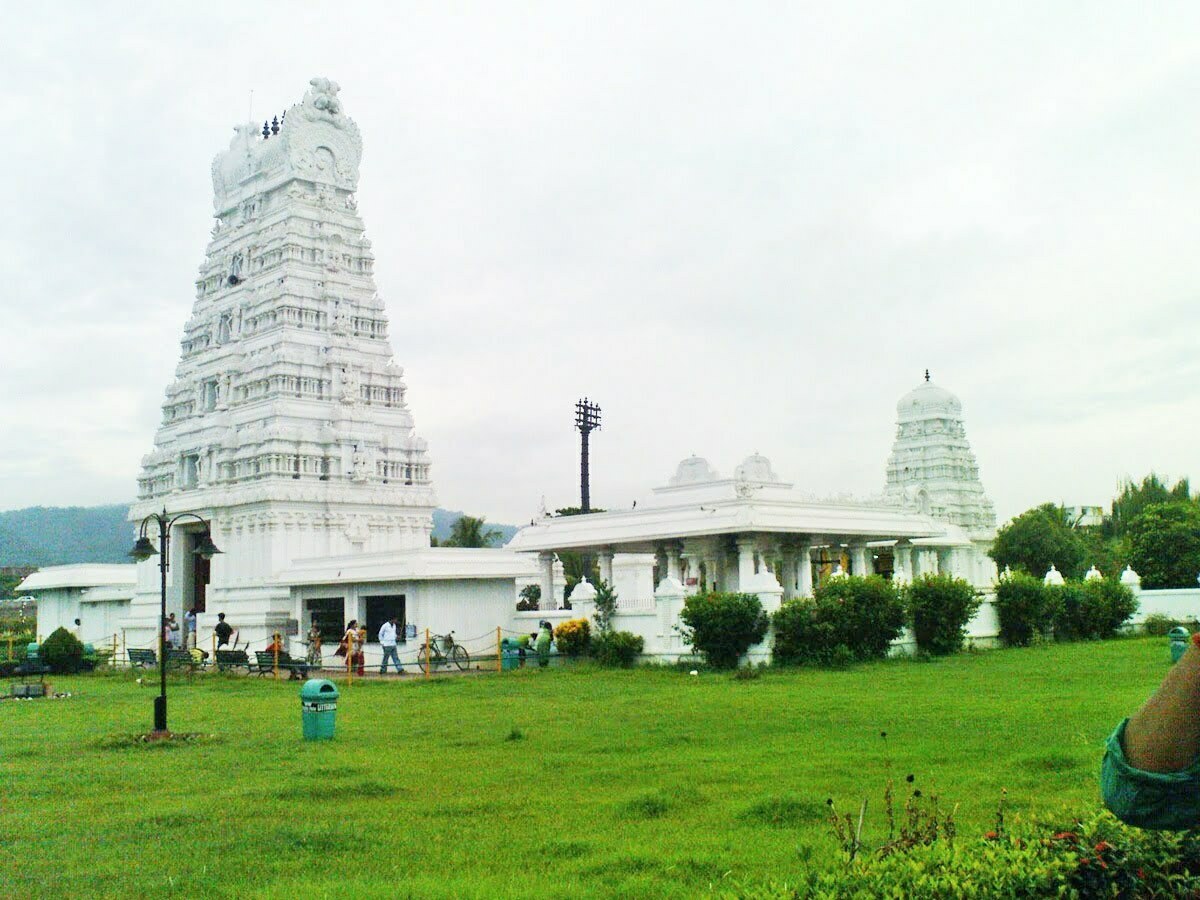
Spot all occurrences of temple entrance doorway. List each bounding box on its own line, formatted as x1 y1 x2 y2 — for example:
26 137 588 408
365 595 406 644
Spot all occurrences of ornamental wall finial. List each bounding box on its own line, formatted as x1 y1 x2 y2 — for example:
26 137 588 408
925 368 930 382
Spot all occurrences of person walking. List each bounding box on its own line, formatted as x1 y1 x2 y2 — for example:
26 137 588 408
343 620 365 676
305 623 323 667
378 616 404 675
214 612 233 649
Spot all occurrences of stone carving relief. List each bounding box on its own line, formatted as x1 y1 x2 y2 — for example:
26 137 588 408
339 365 359 403
351 446 370 482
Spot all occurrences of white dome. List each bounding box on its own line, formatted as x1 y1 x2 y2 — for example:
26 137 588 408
734 453 779 483
897 379 962 421
668 455 720 486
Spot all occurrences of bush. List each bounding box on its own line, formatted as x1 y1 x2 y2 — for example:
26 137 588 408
993 573 1054 647
907 574 981 656
1045 579 1138 642
679 591 769 669
40 627 84 674
553 618 590 656
1082 578 1139 638
1143 612 1199 636
1047 581 1089 642
770 810 1200 899
591 630 643 667
772 576 906 666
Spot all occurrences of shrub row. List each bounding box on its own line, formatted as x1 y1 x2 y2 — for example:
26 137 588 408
737 810 1200 898
994 573 1138 646
549 618 644 668
770 575 981 667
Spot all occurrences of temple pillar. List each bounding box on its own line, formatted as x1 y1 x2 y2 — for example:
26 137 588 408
598 548 614 587
735 536 757 592
664 543 683 584
780 548 797 600
797 544 814 597
850 544 870 577
893 540 911 585
538 552 555 610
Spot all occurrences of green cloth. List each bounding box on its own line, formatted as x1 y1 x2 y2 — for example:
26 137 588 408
1101 718 1200 830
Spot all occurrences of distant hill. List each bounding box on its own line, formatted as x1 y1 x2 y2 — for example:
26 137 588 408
431 509 520 546
0 504 521 567
0 505 135 566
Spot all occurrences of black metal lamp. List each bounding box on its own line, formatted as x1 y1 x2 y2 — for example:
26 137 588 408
127 508 221 734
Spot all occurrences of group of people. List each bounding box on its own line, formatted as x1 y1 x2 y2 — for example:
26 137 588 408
160 608 214 650
329 617 405 676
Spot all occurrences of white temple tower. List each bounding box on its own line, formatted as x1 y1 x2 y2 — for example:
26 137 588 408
884 372 995 535
126 78 435 643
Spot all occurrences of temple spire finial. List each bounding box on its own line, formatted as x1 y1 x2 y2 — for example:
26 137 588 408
924 368 930 382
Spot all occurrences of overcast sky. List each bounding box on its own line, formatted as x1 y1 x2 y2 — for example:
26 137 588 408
3 2 1199 525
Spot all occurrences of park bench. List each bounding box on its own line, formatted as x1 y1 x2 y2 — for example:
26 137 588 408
253 650 314 680
128 648 157 668
11 661 51 697
214 649 251 673
167 648 202 671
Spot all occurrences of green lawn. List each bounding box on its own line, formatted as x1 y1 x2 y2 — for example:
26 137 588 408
0 638 1171 898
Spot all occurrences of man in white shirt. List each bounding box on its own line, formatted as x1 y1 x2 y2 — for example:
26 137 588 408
378 617 403 675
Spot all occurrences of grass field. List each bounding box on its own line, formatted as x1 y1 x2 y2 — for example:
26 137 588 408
0 637 1173 898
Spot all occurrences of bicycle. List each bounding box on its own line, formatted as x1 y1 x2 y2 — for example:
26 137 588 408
416 631 471 671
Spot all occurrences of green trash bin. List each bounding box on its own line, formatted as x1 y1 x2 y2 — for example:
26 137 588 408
1169 627 1190 663
300 679 340 741
500 638 521 671
26 642 39 663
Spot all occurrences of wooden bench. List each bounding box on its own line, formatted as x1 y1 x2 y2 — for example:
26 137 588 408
128 648 157 668
214 649 251 673
253 651 313 680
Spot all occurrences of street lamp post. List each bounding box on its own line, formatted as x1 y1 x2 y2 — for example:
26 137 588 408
129 508 221 734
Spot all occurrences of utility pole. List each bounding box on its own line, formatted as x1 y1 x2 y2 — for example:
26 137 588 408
575 398 601 513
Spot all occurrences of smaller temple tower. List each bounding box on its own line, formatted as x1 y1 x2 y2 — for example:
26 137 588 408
884 372 995 536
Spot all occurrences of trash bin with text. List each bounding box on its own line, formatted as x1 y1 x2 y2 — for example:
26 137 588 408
300 679 339 740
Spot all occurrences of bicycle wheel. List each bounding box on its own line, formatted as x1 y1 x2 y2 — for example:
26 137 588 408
451 645 470 671
416 645 432 670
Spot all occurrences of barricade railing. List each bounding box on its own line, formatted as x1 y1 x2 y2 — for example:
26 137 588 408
40 620 588 678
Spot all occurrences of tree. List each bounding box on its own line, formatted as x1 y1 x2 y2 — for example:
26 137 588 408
1106 474 1193 538
442 515 501 548
552 507 606 599
990 503 1085 580
517 584 541 611
1127 502 1200 589
592 580 618 635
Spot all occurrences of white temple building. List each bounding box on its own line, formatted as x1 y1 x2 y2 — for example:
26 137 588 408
507 374 1001 657
27 79 1009 663
29 78 535 654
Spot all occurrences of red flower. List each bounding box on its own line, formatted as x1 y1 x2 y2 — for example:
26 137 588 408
1094 841 1112 853
1052 831 1078 842
1138 868 1146 880
984 830 999 840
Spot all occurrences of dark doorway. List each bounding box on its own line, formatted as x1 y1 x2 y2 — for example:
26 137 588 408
190 534 211 613
365 595 406 644
307 598 345 644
